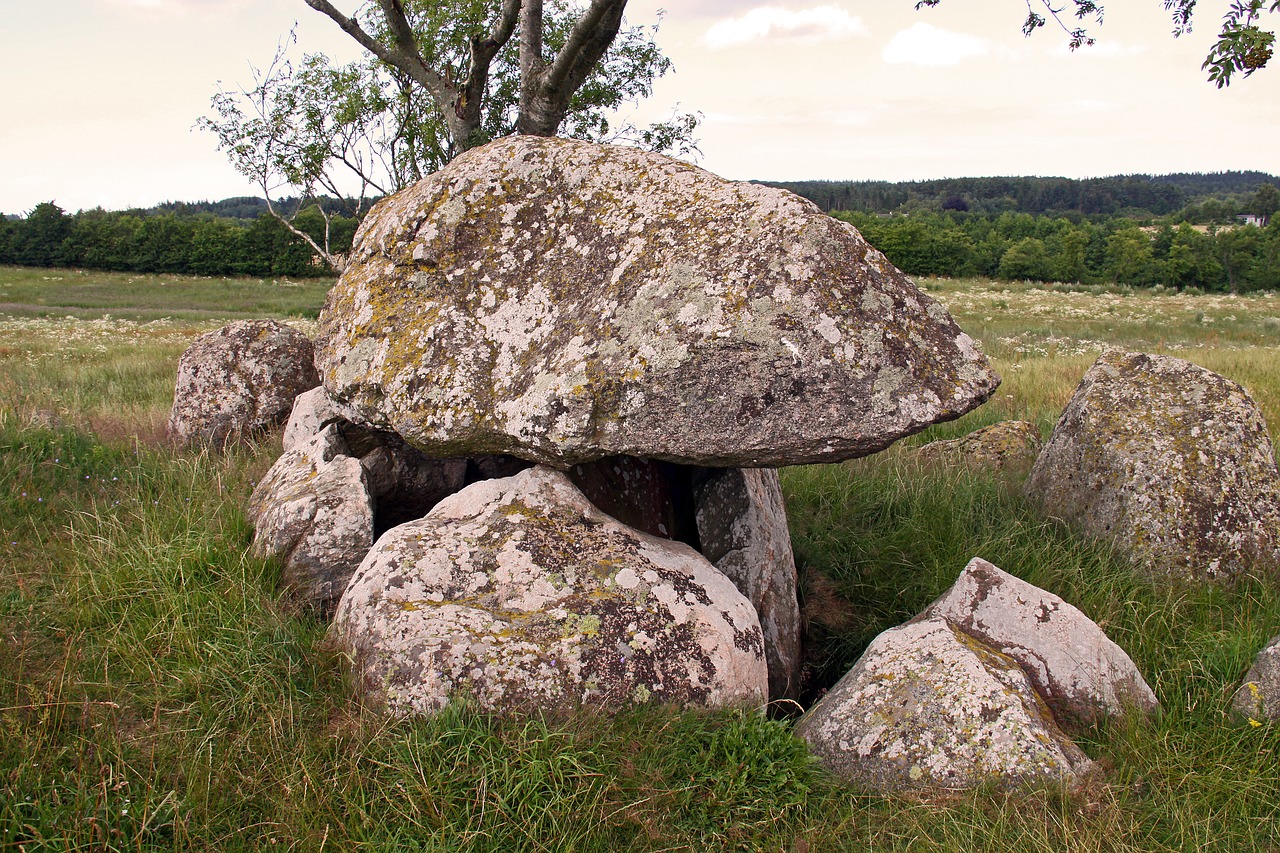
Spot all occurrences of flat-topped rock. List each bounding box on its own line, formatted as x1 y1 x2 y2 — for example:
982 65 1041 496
316 136 998 468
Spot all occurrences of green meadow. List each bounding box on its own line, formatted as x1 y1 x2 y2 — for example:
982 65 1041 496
3 265 1280 851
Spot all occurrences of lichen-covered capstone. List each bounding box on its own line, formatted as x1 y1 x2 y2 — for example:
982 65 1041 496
794 615 1093 791
1232 634 1280 723
1025 350 1280 580
316 136 999 468
694 467 800 702
169 319 319 448
330 466 767 716
926 558 1159 724
917 420 1043 473
248 424 373 613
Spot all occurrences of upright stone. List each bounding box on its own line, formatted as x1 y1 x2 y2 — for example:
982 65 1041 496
694 467 801 702
247 424 374 613
316 136 998 469
1026 350 1280 580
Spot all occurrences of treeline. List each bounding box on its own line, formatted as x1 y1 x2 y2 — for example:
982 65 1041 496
838 211 1280 292
767 171 1280 218
0 202 356 277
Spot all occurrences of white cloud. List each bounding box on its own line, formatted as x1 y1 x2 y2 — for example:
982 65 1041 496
701 6 867 50
882 22 989 67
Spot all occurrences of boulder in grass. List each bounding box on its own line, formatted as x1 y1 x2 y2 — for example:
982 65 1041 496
330 466 767 717
316 136 999 469
926 558 1159 724
169 320 319 448
248 424 374 613
917 420 1043 473
795 614 1093 791
1025 350 1280 581
1232 635 1280 724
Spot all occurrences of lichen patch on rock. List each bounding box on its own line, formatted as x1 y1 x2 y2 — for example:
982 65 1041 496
316 136 999 468
330 466 767 716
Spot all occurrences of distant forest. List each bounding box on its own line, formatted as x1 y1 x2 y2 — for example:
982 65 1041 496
2 172 1278 288
762 171 1280 219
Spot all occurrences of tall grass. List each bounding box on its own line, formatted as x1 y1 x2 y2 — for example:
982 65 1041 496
3 272 1280 850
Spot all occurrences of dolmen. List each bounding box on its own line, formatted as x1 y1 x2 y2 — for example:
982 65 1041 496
240 135 999 715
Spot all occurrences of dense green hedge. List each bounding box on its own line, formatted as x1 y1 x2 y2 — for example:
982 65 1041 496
838 210 1280 292
0 203 356 278
4 199 1279 291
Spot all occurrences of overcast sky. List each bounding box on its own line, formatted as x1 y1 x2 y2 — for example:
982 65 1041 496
3 0 1279 215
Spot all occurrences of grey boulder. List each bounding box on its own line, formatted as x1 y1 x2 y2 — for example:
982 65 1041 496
330 466 768 716
917 420 1043 473
169 319 319 448
795 614 1093 791
926 557 1159 724
316 136 998 468
1232 635 1280 723
1026 350 1280 580
247 424 374 612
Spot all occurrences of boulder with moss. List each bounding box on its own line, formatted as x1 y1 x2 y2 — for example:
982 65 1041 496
917 420 1043 473
1025 350 1280 581
795 614 1093 791
1232 635 1280 723
926 558 1159 724
248 424 374 613
315 136 998 469
169 319 319 448
330 466 768 716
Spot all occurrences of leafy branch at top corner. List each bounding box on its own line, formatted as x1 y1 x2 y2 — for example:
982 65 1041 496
1200 0 1279 87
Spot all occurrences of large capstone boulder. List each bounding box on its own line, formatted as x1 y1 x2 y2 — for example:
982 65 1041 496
247 424 374 613
330 466 768 716
694 467 800 702
1025 351 1280 580
794 615 1093 791
926 558 1158 724
169 320 319 448
316 136 998 468
1232 635 1280 723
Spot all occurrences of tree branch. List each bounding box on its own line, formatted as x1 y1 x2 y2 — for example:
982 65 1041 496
518 0 628 136
303 0 454 113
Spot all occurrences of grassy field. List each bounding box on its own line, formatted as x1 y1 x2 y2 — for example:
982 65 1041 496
3 265 1280 851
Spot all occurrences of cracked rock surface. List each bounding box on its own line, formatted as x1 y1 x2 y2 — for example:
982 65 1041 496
926 557 1159 724
795 614 1093 791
